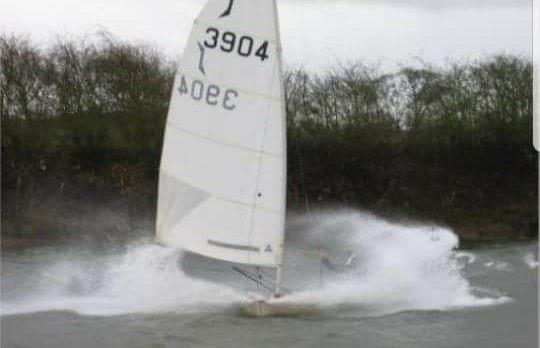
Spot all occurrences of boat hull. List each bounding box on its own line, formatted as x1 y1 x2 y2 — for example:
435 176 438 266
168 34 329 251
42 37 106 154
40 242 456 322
240 300 320 317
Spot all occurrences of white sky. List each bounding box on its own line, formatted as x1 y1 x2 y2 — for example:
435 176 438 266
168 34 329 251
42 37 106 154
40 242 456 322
0 0 532 71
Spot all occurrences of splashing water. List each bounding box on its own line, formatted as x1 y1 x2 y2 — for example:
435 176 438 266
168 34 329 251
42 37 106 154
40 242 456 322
454 251 477 265
282 210 511 313
1 242 243 316
484 261 512 271
2 210 512 317
523 252 539 269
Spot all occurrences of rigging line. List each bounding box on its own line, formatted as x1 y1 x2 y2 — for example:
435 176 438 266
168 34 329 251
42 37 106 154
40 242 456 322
232 266 274 292
260 268 276 281
232 266 290 293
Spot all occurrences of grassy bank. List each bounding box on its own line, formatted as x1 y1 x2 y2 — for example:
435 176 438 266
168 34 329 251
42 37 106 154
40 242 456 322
1 35 536 246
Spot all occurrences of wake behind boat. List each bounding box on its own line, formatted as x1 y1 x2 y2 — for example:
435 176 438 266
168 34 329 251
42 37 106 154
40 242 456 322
155 0 317 316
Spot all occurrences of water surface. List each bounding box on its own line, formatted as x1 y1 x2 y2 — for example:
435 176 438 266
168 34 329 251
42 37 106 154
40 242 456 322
2 212 538 347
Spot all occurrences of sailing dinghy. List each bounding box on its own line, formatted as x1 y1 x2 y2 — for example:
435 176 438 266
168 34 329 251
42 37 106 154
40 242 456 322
155 0 318 316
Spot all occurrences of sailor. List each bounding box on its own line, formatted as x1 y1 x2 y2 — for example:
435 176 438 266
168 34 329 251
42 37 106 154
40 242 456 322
320 250 358 273
344 251 359 269
320 251 340 272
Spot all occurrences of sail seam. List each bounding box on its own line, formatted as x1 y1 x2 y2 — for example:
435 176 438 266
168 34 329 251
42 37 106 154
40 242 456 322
167 121 283 157
160 167 284 214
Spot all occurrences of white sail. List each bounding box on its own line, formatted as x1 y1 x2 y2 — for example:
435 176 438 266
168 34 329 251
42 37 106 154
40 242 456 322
156 0 286 268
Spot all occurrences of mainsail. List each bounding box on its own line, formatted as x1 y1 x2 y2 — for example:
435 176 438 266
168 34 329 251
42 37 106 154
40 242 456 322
156 0 286 269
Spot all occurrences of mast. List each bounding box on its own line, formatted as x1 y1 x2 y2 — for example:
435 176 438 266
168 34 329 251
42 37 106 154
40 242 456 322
534 0 539 150
273 0 287 298
275 263 283 297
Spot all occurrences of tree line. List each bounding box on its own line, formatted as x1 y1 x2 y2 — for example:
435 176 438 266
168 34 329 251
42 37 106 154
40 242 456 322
1 35 536 244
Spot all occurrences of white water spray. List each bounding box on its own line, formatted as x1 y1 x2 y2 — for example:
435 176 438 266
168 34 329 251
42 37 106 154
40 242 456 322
1 242 243 316
2 209 512 317
282 210 511 313
523 252 539 269
484 261 512 271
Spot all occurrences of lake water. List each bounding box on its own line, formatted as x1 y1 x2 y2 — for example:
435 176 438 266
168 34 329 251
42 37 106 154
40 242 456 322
1 210 538 347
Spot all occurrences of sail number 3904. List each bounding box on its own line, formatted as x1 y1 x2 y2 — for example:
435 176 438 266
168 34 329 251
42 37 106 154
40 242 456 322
178 75 238 111
204 27 269 61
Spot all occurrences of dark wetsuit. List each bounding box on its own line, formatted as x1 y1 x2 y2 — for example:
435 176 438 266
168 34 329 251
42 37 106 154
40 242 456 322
321 253 359 273
321 256 349 273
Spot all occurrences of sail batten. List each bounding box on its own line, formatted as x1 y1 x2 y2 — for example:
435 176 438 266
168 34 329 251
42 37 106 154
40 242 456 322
163 133 284 157
156 0 286 268
166 118 284 157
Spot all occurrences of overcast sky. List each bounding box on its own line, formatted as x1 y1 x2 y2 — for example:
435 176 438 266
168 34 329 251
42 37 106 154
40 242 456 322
0 0 532 71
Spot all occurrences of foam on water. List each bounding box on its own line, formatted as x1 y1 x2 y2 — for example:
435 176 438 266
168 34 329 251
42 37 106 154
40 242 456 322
523 252 539 269
484 261 512 271
282 210 511 313
454 251 477 265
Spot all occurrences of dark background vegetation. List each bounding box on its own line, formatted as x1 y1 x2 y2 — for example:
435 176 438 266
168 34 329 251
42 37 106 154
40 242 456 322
1 35 536 247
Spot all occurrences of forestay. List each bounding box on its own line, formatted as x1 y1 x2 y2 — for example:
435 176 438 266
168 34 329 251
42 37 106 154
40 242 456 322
156 0 286 267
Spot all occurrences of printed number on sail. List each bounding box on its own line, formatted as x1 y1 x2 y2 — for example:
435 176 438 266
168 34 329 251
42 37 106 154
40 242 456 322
178 75 238 110
204 27 269 61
